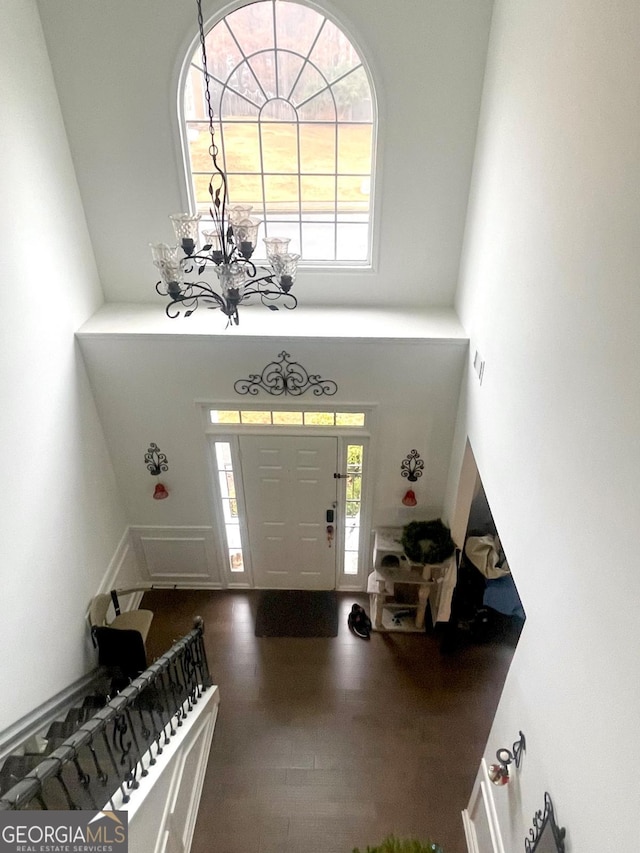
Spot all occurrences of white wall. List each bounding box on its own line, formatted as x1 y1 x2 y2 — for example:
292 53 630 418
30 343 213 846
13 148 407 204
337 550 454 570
35 0 492 309
0 0 128 730
450 0 640 849
78 318 466 585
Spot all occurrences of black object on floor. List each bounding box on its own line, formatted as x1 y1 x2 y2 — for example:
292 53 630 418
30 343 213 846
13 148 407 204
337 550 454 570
347 603 371 639
255 590 339 637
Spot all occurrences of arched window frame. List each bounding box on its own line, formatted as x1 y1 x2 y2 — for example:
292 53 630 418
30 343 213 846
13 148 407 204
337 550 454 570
177 0 379 268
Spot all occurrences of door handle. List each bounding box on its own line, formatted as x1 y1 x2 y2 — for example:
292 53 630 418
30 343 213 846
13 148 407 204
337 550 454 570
326 525 334 547
326 509 334 523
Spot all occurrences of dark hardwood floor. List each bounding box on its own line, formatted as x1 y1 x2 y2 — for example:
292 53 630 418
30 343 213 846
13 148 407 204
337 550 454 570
142 589 515 853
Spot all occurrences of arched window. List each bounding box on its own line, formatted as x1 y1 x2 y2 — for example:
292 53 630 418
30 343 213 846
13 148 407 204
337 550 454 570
181 1 376 265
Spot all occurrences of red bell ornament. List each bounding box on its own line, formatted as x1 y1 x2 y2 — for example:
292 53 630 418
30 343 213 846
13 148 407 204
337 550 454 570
153 482 169 500
402 489 417 507
488 763 510 786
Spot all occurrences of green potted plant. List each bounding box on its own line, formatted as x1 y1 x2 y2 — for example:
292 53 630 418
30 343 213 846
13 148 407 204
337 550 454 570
353 836 444 853
400 519 455 565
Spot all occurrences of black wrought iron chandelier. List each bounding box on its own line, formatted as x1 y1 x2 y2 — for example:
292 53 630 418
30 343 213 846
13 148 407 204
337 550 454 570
150 0 300 326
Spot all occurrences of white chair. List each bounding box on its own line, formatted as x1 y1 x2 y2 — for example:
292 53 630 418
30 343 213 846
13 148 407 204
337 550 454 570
89 591 154 681
88 592 154 643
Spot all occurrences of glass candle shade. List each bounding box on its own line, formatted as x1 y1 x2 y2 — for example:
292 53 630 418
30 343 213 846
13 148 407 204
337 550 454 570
170 213 201 255
233 218 262 259
227 205 253 225
270 252 300 291
150 243 184 291
263 237 291 258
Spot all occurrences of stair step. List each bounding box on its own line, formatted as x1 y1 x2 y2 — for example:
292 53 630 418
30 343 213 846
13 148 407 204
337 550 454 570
0 755 43 796
44 721 79 741
65 706 98 725
82 694 108 710
63 692 109 726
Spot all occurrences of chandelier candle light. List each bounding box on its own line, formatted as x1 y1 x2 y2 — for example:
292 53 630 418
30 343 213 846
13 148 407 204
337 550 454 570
150 0 300 326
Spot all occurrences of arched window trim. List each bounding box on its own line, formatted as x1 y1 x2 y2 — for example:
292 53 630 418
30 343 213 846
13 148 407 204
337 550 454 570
176 0 380 271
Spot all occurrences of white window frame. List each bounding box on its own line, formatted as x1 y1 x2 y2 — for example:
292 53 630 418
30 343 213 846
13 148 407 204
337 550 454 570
177 0 379 270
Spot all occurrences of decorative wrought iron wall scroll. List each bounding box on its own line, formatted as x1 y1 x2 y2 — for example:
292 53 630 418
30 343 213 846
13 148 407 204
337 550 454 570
234 351 338 397
145 443 169 476
401 449 424 482
525 792 566 853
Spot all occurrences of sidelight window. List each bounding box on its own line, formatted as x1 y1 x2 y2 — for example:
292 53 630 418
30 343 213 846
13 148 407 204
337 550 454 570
343 444 363 575
214 442 245 573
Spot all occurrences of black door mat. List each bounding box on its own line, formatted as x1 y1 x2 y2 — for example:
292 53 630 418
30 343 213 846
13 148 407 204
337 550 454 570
255 590 339 637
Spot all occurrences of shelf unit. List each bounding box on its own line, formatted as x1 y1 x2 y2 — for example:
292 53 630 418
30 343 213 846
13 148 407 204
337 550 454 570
367 527 457 632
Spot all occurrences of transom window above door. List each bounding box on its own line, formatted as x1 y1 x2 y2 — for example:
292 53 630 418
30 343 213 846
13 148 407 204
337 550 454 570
181 0 376 265
208 409 367 427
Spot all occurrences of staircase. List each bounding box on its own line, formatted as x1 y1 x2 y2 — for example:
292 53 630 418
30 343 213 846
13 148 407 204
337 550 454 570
0 618 212 812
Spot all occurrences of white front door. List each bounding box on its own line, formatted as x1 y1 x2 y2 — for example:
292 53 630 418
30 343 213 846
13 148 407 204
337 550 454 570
240 434 338 589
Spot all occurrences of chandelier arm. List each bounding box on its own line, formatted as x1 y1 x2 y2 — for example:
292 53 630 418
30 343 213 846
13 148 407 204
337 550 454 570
162 282 228 318
242 258 257 277
185 250 222 269
242 289 298 310
263 292 297 309
165 300 187 320
183 282 227 304
258 285 290 299
240 284 286 301
241 273 277 290
278 293 298 310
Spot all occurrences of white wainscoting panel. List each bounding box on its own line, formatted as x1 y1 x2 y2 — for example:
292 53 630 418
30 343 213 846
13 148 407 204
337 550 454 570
99 528 135 593
462 759 505 853
130 527 223 588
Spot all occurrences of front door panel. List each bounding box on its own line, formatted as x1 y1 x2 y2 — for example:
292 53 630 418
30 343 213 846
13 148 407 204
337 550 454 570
240 435 337 589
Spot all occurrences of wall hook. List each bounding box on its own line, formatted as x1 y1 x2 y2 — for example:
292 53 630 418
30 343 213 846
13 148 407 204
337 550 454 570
488 731 526 786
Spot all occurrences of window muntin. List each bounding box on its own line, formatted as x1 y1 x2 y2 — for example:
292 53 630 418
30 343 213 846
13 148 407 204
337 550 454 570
183 0 375 265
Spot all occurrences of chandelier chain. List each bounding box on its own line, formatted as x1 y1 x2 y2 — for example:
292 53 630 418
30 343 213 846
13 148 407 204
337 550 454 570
196 0 228 256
